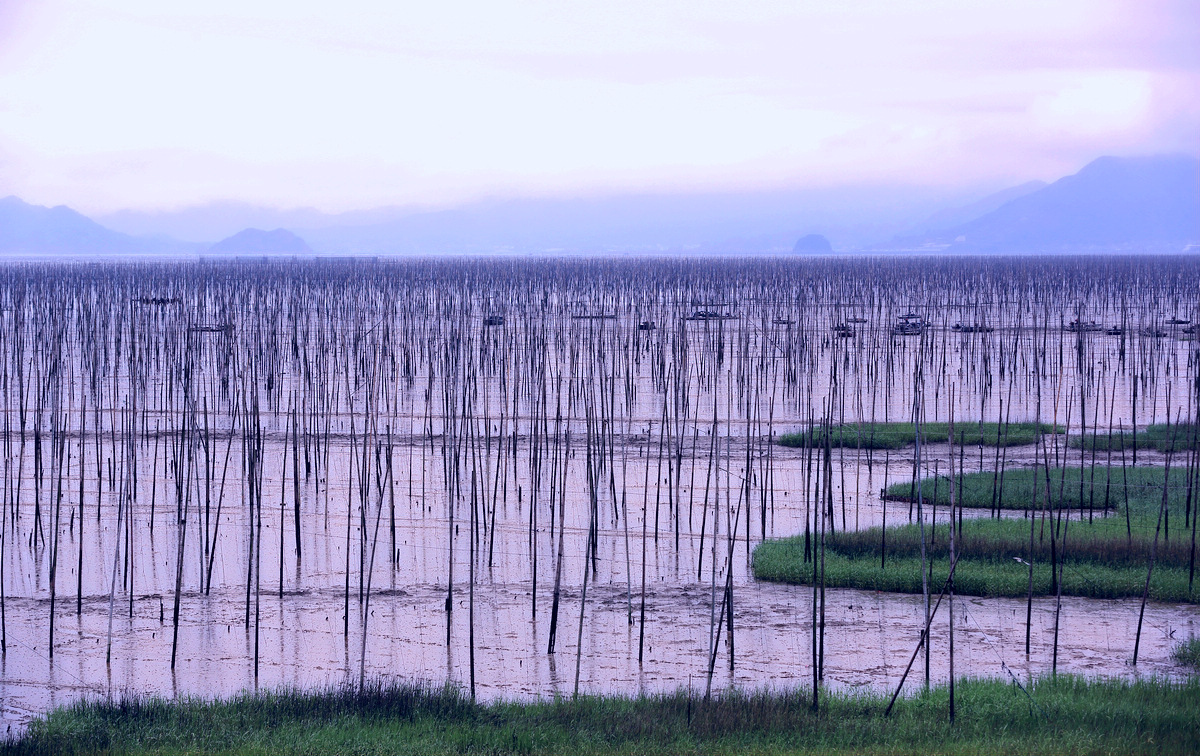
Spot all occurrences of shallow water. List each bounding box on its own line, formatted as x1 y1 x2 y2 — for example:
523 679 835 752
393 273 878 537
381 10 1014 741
0 439 1195 730
1 258 1198 730
1 563 1192 726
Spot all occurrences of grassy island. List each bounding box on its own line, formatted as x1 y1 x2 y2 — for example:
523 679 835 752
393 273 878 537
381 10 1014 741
755 466 1199 603
778 422 1059 450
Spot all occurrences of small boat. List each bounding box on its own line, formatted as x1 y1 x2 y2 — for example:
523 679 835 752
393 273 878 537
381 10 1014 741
1065 319 1102 332
1105 326 1123 336
483 315 505 327
1167 317 1191 325
1141 327 1166 338
686 310 736 321
845 317 868 324
772 317 793 326
832 324 854 338
892 313 925 336
952 323 994 333
637 321 656 331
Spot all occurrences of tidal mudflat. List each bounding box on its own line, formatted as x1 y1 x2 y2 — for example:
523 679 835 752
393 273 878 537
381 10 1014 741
1 256 1197 731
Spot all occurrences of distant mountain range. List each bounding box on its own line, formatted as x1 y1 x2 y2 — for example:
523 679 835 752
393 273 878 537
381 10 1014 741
102 184 964 254
0 195 190 256
895 154 1199 252
911 180 1048 235
3 154 1197 257
99 201 408 245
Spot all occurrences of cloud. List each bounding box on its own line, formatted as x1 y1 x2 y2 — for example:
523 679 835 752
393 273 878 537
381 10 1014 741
0 0 1196 213
1030 71 1153 135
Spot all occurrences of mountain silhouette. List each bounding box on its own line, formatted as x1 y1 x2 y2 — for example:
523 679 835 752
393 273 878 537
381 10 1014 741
0 195 167 254
942 155 1199 251
209 228 312 254
792 234 833 253
7 153 1196 256
915 180 1047 234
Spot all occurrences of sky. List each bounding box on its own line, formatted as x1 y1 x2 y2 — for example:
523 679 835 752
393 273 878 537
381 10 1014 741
0 0 1197 215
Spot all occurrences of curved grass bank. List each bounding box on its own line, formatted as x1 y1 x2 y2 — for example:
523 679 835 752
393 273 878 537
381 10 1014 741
5 677 1199 756
756 466 1199 603
777 421 1059 450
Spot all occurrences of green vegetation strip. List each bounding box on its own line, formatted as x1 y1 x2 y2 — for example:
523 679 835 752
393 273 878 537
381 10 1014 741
1071 423 1199 453
883 465 1189 511
754 538 1195 602
756 467 1199 603
778 422 1058 450
6 677 1199 756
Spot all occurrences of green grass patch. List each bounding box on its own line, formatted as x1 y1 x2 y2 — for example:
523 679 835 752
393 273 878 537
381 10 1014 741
756 466 1200 603
778 422 1059 450
754 538 1195 602
1174 638 1200 671
6 677 1199 755
883 465 1191 512
1071 424 1200 453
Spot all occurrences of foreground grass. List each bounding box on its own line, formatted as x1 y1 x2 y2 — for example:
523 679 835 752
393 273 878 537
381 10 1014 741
778 421 1058 450
756 466 1199 602
1071 423 1199 453
5 677 1199 755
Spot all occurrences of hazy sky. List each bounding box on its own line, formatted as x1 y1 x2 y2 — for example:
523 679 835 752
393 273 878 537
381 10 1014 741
1 0 1197 214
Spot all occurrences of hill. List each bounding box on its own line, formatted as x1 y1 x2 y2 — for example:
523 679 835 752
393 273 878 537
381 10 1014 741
0 196 170 255
209 228 312 254
914 180 1047 234
943 155 1199 251
793 234 833 253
